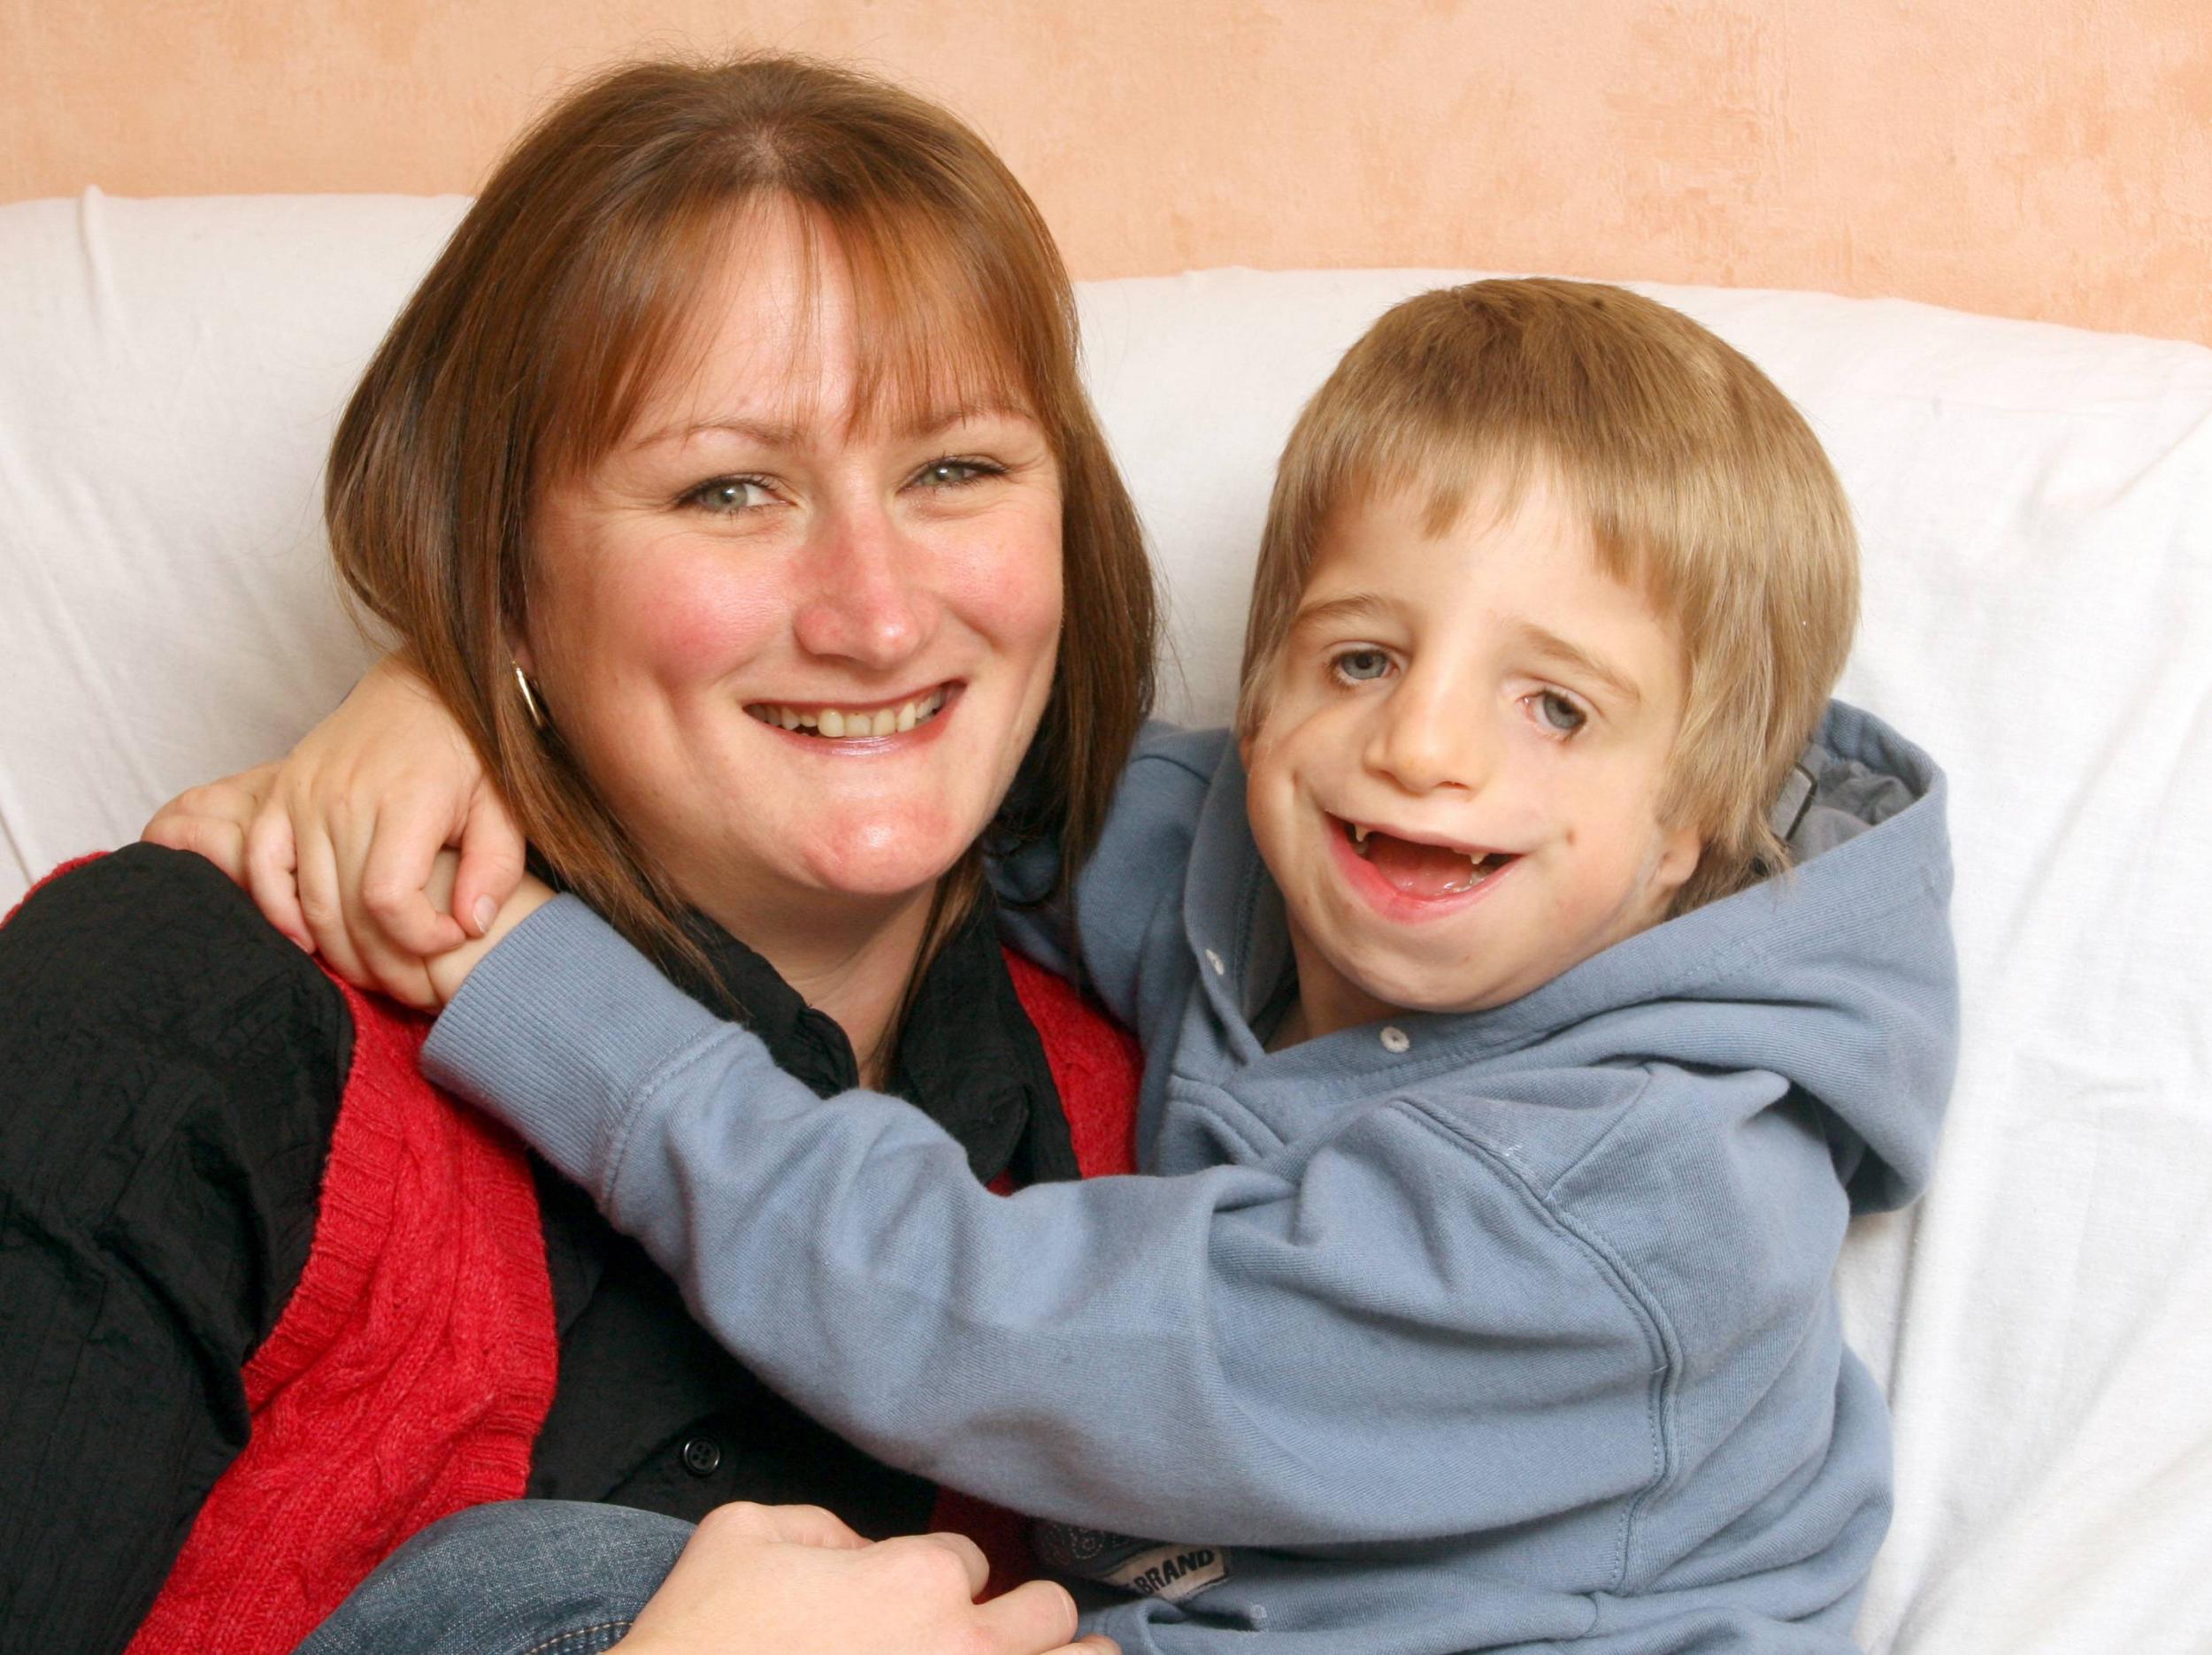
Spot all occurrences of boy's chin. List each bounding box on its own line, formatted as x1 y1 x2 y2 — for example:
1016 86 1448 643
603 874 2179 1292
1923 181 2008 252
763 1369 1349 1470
1379 980 1529 1018
1325 942 1533 1022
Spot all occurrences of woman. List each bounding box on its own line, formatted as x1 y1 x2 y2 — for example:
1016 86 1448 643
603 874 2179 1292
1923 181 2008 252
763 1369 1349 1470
0 51 1150 1654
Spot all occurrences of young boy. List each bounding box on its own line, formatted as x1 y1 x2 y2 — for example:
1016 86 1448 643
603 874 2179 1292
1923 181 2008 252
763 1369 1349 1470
294 280 1962 1652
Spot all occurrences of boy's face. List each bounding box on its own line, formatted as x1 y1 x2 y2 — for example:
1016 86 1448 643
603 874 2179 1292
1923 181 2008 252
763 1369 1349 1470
1240 475 1701 1039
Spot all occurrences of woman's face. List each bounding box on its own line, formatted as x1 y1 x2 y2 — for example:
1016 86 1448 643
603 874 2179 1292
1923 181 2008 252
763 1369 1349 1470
519 206 1064 935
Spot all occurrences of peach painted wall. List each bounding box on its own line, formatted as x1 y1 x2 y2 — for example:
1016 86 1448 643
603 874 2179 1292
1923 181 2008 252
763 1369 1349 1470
5 0 2208 344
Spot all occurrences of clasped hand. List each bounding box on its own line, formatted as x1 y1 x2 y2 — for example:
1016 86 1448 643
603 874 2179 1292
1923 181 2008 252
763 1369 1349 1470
142 656 544 1008
611 1503 1111 1655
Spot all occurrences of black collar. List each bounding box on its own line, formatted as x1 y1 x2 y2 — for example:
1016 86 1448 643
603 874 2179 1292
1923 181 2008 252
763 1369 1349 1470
656 890 1079 1189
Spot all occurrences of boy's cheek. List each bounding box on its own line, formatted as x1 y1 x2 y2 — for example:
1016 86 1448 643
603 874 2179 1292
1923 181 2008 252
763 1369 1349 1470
1236 674 1302 768
1237 697 1307 793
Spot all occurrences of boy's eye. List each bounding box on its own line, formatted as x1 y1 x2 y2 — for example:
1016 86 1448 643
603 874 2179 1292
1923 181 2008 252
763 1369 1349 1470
1532 689 1587 735
1330 647 1393 685
684 477 775 514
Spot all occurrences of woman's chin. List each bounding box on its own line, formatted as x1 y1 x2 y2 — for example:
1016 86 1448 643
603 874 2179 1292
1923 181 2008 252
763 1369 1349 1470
793 820 978 903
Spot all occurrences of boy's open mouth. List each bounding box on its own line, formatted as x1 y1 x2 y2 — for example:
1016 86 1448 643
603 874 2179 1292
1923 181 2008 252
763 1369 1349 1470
1340 817 1517 899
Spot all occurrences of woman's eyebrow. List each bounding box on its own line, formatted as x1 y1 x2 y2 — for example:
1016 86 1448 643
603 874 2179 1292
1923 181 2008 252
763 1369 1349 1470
634 402 1027 452
633 415 803 451
902 400 1030 438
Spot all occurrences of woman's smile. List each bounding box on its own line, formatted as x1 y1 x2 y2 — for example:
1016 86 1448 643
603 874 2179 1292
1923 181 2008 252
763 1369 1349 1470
742 682 954 740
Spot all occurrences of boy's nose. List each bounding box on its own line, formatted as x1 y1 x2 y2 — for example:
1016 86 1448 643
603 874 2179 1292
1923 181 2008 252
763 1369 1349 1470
791 501 939 669
1369 681 1498 796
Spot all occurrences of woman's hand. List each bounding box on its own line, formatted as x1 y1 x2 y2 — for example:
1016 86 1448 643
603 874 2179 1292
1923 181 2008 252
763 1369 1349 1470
611 1503 1115 1655
142 655 530 1006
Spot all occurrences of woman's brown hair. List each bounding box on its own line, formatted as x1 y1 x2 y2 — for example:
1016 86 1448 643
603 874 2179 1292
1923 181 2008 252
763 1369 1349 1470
326 51 1156 986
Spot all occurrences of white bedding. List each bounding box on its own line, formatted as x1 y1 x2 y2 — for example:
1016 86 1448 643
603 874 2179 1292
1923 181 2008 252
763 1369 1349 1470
3 189 2208 1652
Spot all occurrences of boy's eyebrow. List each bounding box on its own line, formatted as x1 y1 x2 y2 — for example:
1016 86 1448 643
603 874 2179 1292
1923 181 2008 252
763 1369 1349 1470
1509 622 1643 706
1288 592 1401 634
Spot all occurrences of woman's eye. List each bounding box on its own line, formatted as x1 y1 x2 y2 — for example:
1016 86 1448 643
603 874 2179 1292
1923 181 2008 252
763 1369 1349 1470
1331 647 1393 684
1532 689 1587 735
911 456 1001 489
685 477 775 514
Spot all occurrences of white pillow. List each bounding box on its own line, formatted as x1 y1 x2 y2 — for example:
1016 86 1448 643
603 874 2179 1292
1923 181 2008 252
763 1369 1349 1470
0 190 464 892
4 191 2209 1653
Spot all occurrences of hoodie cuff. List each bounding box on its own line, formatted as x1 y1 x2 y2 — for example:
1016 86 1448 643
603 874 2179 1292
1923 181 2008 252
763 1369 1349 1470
421 893 729 1190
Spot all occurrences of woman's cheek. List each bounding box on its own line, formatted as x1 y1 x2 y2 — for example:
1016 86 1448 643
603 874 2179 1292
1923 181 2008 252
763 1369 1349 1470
936 497 1064 628
613 556 790 683
678 585 790 680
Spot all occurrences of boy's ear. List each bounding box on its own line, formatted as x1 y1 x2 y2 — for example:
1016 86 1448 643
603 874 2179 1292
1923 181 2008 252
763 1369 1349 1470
1652 822 1702 900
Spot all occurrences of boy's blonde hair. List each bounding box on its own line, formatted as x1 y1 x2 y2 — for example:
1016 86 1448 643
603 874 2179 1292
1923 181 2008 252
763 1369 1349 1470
1236 279 1857 913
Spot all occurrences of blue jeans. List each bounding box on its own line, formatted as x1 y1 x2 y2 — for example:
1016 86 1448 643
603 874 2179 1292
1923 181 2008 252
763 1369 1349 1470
296 1501 694 1655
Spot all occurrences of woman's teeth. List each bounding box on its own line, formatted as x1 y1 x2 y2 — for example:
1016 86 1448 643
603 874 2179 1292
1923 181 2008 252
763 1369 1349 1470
745 688 947 739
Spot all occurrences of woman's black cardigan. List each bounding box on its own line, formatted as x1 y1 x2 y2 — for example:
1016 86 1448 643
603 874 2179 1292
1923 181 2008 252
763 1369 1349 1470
0 845 1079 1654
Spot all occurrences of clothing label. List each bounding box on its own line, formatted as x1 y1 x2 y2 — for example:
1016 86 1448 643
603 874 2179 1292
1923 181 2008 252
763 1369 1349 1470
1100 1541 1232 1603
1032 1522 1233 1605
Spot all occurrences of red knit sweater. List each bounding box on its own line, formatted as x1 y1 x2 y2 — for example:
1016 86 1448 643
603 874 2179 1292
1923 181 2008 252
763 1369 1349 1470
121 936 1139 1652
933 954 1141 1596
124 970 558 1655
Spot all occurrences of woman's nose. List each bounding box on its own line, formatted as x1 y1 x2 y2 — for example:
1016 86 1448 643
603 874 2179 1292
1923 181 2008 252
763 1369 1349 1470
791 502 938 669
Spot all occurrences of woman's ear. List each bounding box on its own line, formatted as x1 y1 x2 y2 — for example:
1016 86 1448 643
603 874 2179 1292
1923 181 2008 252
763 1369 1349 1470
505 624 551 732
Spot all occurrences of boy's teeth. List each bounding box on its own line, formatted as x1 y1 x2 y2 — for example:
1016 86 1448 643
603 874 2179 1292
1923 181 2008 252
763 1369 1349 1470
1348 820 1516 891
747 689 945 739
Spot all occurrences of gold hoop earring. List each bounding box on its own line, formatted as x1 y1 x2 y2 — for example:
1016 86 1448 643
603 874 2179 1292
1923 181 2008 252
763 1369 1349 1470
512 663 548 732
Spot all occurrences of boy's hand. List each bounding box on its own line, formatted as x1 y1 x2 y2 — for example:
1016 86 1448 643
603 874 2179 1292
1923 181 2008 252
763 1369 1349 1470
142 762 282 892
141 655 528 1007
419 854 555 1008
611 1502 1115 1655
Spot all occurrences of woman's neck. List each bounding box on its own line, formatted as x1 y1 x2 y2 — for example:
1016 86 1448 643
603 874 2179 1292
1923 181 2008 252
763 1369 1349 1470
697 881 937 1091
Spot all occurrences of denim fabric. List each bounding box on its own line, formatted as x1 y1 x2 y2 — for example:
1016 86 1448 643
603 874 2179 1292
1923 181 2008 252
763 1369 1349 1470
297 1502 692 1655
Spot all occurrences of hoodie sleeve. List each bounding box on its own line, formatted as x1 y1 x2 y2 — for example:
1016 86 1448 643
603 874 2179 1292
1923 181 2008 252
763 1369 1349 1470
423 895 1662 1549
995 724 1224 1027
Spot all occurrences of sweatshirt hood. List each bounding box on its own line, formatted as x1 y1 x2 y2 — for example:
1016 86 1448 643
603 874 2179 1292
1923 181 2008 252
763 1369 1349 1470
1181 700 1957 1215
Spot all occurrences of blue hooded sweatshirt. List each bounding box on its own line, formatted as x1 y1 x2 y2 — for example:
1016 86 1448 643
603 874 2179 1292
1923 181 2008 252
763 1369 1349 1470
423 700 1955 1654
